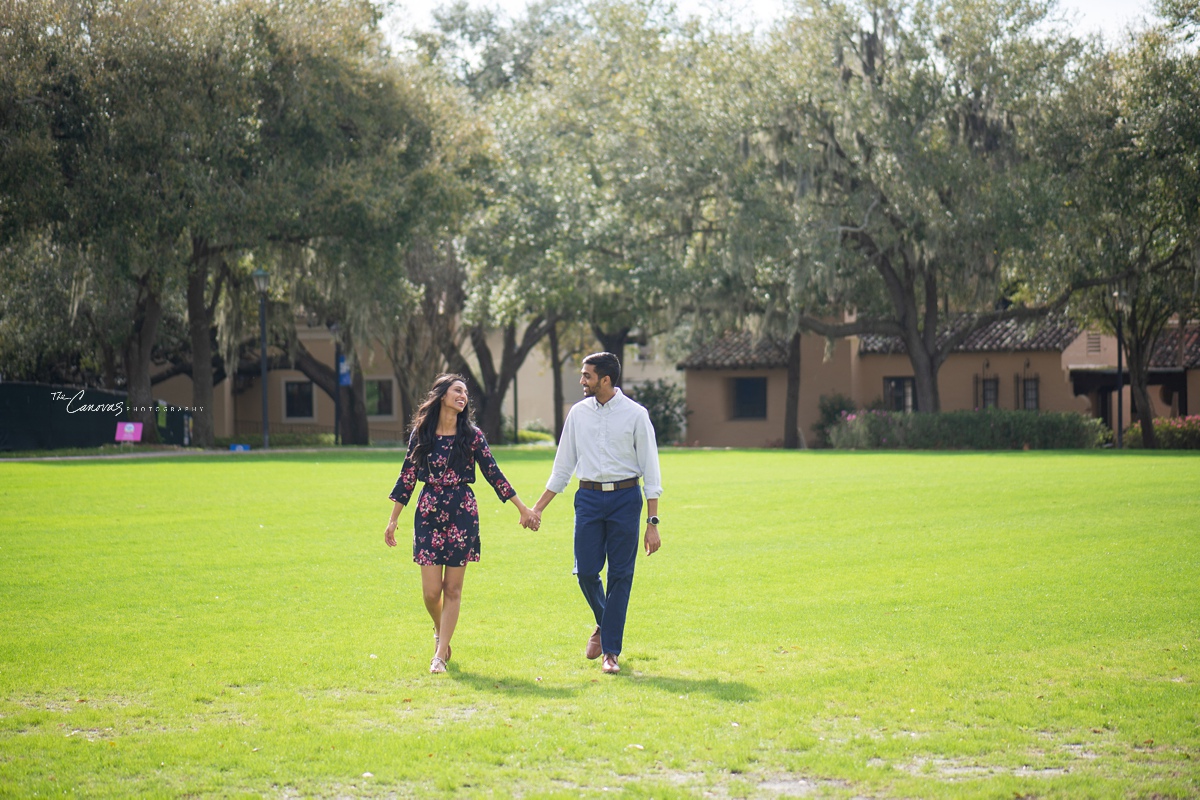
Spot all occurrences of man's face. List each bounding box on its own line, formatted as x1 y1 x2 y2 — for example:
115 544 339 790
580 364 602 397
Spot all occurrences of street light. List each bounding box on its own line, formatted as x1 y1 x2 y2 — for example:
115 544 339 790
252 267 270 450
1114 289 1126 449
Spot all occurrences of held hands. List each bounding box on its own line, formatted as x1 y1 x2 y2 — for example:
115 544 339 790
520 507 542 531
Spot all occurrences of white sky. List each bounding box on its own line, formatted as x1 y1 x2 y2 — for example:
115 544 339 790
383 0 1159 43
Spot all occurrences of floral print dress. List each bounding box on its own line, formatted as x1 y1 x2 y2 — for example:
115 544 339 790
389 428 515 566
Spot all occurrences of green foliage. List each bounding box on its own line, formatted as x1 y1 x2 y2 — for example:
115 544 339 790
0 0 480 440
1044 13 1200 446
1125 415 1200 449
1 450 1198 796
829 409 1107 450
517 428 555 444
813 393 857 449
213 433 336 449
626 378 689 445
724 0 1090 413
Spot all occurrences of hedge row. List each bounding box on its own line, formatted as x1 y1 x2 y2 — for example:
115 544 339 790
1125 415 1200 449
829 409 1107 450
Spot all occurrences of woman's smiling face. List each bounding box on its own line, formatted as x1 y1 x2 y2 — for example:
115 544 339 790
442 380 469 415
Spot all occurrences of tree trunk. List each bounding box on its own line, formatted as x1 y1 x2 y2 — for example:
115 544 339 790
289 333 370 444
122 277 164 444
1131 380 1157 448
398 385 413 430
477 386 506 442
903 329 942 413
445 318 553 442
783 330 802 449
344 362 370 445
1125 331 1158 449
385 308 446 437
186 244 215 448
549 320 565 443
100 340 118 391
591 325 631 383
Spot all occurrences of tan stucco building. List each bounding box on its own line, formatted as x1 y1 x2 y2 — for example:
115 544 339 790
678 318 1200 448
150 324 678 443
148 312 1199 448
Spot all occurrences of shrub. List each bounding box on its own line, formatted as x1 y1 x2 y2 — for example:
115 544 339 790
522 418 554 435
215 432 335 448
814 393 857 448
517 428 555 444
829 409 1106 450
492 416 556 445
1125 415 1200 449
626 378 690 445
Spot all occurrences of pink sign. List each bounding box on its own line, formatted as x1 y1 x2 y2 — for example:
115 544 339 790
115 422 143 442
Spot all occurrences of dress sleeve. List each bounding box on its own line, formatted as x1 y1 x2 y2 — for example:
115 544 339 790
388 435 420 505
473 429 516 502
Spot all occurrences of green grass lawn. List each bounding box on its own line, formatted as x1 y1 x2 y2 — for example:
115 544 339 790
1 449 1198 798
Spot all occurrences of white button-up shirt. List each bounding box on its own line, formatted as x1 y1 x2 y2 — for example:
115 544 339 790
546 388 663 499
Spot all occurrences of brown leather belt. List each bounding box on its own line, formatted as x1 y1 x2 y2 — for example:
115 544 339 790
578 478 639 492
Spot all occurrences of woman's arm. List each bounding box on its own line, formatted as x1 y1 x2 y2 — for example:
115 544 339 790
384 501 404 547
388 435 420 506
473 430 517 503
385 436 419 547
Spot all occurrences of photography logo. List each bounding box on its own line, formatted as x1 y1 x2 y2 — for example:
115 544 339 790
50 389 125 417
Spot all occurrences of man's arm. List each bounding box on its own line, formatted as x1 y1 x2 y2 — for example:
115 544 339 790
527 408 577 528
644 497 660 555
544 407 580 495
533 488 557 515
636 408 663 554
635 408 663 500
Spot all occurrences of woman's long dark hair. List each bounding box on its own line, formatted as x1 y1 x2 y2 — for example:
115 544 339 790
409 373 476 472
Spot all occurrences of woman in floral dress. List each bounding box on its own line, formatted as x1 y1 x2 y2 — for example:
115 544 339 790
385 374 536 673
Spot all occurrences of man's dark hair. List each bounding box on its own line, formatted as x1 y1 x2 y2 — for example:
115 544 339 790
583 351 621 387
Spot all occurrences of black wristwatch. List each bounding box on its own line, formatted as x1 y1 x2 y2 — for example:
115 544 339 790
646 515 660 526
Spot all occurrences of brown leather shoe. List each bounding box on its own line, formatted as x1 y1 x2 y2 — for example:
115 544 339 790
585 626 602 660
601 653 620 674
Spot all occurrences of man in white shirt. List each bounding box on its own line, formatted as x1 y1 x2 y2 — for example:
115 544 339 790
528 352 662 674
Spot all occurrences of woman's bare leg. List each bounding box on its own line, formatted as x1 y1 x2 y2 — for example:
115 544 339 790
435 566 466 661
420 565 445 640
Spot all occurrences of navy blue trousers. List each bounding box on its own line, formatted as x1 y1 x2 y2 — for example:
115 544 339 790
573 485 642 657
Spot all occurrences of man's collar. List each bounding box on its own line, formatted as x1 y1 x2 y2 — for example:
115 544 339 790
592 386 624 408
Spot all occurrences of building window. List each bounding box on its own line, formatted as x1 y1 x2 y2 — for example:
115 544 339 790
981 378 999 409
284 380 315 419
731 377 768 419
1086 332 1102 354
1023 377 1039 410
629 343 654 362
884 377 916 412
365 379 394 417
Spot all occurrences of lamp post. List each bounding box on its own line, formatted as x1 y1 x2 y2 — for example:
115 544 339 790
1114 289 1125 449
252 267 270 450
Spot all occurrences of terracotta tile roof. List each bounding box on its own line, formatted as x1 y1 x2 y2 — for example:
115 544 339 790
858 314 1081 355
677 331 790 370
1150 326 1200 369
